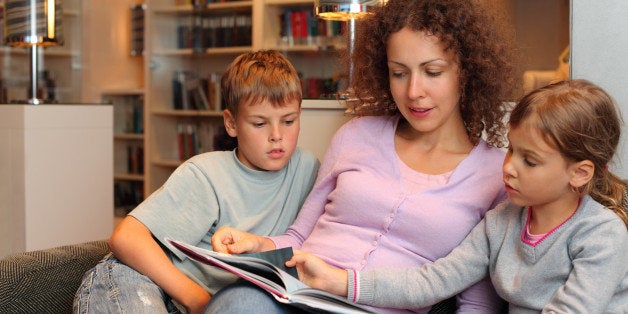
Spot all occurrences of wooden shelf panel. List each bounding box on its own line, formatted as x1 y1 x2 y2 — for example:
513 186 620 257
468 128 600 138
114 133 144 140
152 109 224 117
153 1 253 14
114 173 145 181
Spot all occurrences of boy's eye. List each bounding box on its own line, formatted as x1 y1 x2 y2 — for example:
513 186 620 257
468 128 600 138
252 122 265 127
284 120 295 126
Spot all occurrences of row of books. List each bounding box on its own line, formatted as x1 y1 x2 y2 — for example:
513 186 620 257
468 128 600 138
172 70 223 111
303 76 341 99
278 9 345 47
110 95 144 134
114 181 143 216
177 14 252 50
176 123 237 161
172 68 340 108
130 4 145 56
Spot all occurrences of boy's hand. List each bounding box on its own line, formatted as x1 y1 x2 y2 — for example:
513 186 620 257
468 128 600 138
286 250 348 297
211 226 274 253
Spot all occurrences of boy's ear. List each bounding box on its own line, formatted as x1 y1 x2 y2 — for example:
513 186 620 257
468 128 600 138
569 160 594 189
223 109 237 137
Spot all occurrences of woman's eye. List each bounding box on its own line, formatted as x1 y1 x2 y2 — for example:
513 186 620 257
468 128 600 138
390 71 405 78
426 71 442 77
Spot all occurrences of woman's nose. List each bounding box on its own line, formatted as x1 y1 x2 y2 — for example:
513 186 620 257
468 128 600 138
407 74 426 100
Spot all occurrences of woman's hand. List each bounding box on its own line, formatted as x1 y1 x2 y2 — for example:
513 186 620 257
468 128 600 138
286 250 348 297
211 226 275 253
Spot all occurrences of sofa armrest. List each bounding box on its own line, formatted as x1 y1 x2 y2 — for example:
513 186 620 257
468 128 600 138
0 240 110 313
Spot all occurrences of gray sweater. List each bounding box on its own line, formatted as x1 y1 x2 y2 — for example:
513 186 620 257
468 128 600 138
352 196 627 313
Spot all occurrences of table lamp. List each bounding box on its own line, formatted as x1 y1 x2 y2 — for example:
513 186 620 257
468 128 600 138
314 0 383 102
4 0 63 104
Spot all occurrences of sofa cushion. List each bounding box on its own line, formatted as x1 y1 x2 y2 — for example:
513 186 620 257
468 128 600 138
0 240 109 314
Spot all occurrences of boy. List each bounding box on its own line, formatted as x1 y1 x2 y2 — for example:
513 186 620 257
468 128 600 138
73 50 319 314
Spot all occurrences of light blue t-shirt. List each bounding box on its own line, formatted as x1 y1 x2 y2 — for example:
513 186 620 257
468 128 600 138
130 147 319 293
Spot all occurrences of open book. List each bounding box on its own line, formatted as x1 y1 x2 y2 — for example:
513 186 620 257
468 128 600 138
166 238 373 314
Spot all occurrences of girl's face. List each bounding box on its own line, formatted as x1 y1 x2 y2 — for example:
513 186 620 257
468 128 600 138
224 98 301 171
502 117 578 212
387 28 462 136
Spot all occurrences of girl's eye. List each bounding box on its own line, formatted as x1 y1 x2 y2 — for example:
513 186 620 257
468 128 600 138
524 158 537 167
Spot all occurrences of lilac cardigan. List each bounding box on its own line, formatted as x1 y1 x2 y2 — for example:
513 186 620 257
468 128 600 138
272 115 507 313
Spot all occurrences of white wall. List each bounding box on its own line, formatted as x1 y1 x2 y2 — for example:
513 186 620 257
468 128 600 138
571 0 628 179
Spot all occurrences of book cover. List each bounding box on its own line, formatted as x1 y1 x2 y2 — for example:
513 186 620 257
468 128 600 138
167 238 374 314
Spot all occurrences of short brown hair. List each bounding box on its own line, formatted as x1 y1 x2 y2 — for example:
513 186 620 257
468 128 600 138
221 50 302 116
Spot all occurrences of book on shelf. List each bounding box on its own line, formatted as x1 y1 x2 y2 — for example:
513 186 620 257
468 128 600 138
278 8 344 48
177 123 199 161
166 238 374 314
172 71 211 111
177 14 252 49
127 145 144 174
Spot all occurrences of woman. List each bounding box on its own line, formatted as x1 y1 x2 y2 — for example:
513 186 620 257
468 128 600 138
208 0 516 312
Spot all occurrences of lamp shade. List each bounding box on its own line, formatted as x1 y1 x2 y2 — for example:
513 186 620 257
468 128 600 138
315 0 383 21
4 0 63 47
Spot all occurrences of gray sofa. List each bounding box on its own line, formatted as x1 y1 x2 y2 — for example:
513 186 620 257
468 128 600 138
0 240 110 314
0 240 460 313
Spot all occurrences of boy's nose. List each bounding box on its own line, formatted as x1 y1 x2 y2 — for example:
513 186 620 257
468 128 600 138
269 127 282 142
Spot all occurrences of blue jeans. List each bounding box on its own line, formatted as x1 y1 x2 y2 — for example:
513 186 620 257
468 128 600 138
73 253 180 313
204 280 304 313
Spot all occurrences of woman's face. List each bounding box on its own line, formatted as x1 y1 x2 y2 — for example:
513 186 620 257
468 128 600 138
387 28 462 136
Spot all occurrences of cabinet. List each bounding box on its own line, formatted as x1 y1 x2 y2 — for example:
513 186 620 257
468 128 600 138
143 0 347 195
0 104 113 257
0 0 82 103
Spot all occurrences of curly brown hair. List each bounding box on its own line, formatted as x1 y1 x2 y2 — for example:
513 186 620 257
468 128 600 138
345 0 517 148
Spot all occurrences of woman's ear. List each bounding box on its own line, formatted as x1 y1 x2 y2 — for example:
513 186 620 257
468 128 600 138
570 160 595 189
223 109 237 137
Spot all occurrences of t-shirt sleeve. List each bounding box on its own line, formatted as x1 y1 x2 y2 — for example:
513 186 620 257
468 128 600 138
130 161 220 260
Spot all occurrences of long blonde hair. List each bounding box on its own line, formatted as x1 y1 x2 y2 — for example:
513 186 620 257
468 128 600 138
509 80 628 228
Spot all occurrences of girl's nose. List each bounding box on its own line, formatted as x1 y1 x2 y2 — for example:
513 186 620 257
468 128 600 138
502 153 515 178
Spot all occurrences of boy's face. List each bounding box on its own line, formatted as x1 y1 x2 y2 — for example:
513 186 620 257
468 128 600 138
224 98 301 171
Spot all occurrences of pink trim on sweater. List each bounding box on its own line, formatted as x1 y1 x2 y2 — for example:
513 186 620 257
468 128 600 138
521 199 581 247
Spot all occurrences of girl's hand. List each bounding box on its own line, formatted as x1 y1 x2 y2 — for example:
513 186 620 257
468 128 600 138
211 226 274 253
286 250 348 297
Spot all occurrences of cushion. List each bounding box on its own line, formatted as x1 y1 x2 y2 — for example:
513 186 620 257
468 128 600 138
0 240 109 313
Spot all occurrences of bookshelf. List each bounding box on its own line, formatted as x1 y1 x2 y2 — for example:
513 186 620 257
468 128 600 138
143 0 347 195
103 89 145 217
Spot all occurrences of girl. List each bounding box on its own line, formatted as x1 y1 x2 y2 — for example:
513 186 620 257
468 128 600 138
290 79 628 313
